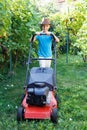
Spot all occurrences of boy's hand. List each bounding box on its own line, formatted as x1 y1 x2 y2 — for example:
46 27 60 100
35 32 40 35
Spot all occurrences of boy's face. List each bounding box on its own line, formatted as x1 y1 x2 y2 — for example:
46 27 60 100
42 24 50 32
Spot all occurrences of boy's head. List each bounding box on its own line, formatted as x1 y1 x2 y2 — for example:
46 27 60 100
40 18 50 32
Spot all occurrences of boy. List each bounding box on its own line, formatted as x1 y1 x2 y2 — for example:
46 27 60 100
33 18 59 67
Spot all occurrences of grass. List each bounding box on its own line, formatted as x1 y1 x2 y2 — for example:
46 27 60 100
0 54 87 130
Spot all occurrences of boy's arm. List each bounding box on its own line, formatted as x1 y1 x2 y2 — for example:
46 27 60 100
30 32 40 42
45 32 59 43
53 34 60 42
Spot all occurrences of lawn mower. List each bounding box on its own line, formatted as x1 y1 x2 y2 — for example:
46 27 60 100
17 33 59 123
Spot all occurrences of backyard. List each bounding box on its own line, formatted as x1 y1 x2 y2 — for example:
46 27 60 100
0 0 87 129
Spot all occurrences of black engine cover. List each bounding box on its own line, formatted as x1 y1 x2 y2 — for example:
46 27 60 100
26 87 49 106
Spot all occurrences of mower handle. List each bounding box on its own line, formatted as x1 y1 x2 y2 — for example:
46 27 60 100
31 58 55 61
30 33 55 43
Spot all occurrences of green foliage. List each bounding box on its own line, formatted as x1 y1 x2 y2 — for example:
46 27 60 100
0 0 41 70
8 0 40 51
0 0 11 37
50 1 87 55
34 0 59 17
74 20 87 62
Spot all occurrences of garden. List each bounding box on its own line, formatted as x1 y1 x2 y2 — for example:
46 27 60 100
0 0 87 130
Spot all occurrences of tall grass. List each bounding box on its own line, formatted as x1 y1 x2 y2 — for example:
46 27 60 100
0 55 87 130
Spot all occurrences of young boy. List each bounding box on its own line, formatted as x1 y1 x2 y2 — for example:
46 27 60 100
33 18 59 67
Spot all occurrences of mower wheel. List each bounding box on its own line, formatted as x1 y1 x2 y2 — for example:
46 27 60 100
17 107 24 121
55 94 59 104
51 108 58 123
21 94 25 102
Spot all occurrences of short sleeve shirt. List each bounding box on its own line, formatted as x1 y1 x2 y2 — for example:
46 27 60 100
36 34 53 57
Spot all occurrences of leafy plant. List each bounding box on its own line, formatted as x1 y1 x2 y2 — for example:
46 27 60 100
74 19 87 62
0 0 11 37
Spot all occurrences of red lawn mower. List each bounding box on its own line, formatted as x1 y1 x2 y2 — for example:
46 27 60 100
17 34 59 123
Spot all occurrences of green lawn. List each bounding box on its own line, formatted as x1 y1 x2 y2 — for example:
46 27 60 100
0 55 87 130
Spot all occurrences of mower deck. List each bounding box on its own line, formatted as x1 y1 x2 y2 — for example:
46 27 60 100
24 105 51 119
22 91 57 119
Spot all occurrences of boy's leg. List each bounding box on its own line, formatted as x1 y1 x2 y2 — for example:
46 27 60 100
39 57 51 67
39 57 45 67
44 60 51 67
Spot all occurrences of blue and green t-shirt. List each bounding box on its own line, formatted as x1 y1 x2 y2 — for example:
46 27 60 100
36 34 53 57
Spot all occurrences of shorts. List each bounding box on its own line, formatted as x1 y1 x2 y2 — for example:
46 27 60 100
39 57 52 67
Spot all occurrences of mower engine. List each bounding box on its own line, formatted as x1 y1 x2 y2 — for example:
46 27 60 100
26 86 49 106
